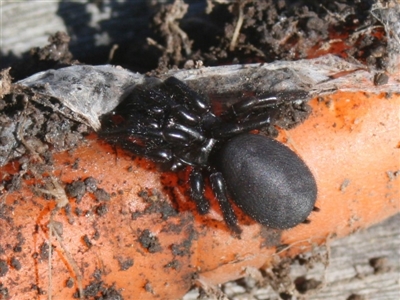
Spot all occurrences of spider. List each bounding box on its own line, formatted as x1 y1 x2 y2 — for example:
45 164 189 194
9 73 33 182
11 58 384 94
99 76 318 234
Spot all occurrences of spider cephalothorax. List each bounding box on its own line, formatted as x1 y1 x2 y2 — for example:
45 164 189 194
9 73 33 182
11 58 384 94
100 77 317 234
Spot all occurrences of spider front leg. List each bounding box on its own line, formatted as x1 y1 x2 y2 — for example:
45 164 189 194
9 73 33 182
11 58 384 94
210 172 242 235
163 77 211 115
121 141 174 163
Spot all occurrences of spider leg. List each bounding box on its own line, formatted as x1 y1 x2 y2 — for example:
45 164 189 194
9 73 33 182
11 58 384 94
211 111 273 138
189 169 211 214
302 206 320 225
124 78 203 127
176 138 217 167
230 90 309 116
210 172 242 235
167 123 207 143
164 77 210 115
102 113 207 148
163 77 224 130
115 140 173 163
299 206 321 225
206 90 310 139
231 95 279 116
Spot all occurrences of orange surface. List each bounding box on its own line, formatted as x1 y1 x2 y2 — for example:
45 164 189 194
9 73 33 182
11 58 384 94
0 91 399 299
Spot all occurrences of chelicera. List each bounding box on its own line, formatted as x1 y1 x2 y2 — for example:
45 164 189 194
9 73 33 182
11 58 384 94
100 76 318 234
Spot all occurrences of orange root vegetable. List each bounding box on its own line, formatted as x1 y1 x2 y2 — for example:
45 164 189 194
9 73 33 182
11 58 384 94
0 91 399 299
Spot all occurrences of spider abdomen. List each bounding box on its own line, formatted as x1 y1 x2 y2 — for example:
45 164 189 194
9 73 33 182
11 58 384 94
216 134 317 229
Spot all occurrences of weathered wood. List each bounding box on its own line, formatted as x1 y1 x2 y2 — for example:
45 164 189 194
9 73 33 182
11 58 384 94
301 214 400 300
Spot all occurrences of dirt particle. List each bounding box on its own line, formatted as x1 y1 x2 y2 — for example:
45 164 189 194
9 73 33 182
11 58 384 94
5 174 22 193
135 189 177 220
39 242 50 261
171 241 191 257
65 180 86 202
74 281 122 299
71 158 80 170
93 229 100 240
66 277 74 288
84 177 98 192
386 170 400 181
374 72 389 86
31 284 46 295
82 235 93 249
268 100 312 132
131 211 141 220
294 276 321 294
0 283 9 298
76 281 102 298
10 257 21 271
75 207 83 216
92 268 102 281
64 204 75 225
369 256 390 274
51 220 64 237
347 294 366 300
101 285 123 299
144 281 154 294
138 229 162 253
279 292 292 300
0 260 8 277
340 178 351 192
94 188 111 202
164 260 181 271
13 245 22 253
116 257 134 271
158 201 178 220
259 227 281 248
0 204 12 223
95 203 109 216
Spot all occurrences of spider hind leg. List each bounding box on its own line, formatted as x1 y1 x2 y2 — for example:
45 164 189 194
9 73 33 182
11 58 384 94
189 169 210 215
210 172 242 235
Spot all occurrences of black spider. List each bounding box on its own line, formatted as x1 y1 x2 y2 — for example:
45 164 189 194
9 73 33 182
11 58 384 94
99 77 318 234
